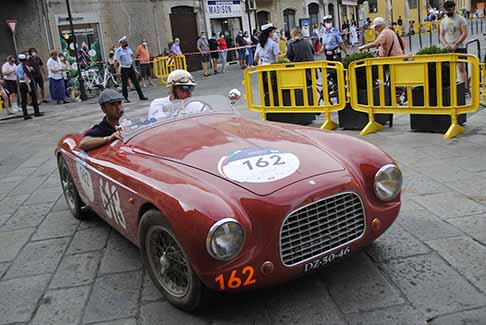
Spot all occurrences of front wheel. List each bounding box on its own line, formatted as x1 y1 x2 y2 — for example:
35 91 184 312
139 210 205 311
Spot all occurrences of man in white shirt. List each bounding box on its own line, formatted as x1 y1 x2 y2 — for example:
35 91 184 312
148 69 196 120
1 55 18 109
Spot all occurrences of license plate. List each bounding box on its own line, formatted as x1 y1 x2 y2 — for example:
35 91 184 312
303 246 351 272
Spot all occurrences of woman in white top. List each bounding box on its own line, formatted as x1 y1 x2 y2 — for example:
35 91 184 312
349 21 359 46
254 23 280 65
47 50 68 104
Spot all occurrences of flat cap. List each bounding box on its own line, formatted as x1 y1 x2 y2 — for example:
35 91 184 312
98 89 124 105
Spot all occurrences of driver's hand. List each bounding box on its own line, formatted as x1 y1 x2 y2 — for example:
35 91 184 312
110 131 123 142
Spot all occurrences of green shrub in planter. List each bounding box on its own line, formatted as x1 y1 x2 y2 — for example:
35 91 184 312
342 51 376 69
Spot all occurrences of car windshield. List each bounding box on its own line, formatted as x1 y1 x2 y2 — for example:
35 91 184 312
119 95 237 140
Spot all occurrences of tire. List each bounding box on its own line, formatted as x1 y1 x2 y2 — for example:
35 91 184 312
139 209 205 311
57 155 86 220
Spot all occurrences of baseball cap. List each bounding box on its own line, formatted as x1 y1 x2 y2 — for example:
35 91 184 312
98 89 124 105
370 17 386 29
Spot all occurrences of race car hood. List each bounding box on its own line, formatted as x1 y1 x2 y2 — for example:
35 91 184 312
129 114 345 196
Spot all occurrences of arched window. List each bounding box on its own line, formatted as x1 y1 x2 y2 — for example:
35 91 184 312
308 3 320 26
257 11 270 30
283 9 296 33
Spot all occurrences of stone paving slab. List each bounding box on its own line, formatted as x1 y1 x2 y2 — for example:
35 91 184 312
4 237 70 280
380 254 486 318
31 286 91 325
320 253 404 313
448 214 486 244
1 202 54 231
412 192 486 220
428 307 486 325
99 232 142 274
427 236 486 293
344 305 426 325
0 274 50 324
366 223 431 262
0 227 35 263
83 271 142 324
140 272 164 302
25 186 63 206
32 210 80 241
67 226 111 254
397 209 464 241
50 251 103 289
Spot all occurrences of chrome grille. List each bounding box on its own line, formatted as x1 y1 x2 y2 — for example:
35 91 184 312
280 192 365 266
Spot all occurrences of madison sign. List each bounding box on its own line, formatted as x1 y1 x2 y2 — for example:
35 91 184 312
208 0 242 18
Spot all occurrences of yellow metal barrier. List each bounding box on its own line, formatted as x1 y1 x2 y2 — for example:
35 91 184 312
243 61 346 130
279 40 287 59
153 55 187 85
348 53 480 140
413 23 420 34
394 26 403 37
364 29 376 42
424 21 432 32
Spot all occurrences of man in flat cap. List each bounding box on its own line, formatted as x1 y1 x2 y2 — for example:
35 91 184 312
79 89 125 151
114 36 148 103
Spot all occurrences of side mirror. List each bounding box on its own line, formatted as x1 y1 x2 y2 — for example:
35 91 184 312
228 89 241 105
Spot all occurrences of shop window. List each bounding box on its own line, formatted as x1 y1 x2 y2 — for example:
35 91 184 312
283 9 296 33
308 3 320 26
368 0 378 13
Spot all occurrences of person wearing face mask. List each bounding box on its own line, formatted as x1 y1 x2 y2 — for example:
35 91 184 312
17 54 43 119
440 0 468 90
319 16 348 61
254 23 280 66
359 17 404 57
170 38 183 56
236 31 247 69
243 31 254 67
115 36 148 103
148 69 196 120
136 40 154 88
1 55 19 111
197 32 211 77
217 33 228 73
27 48 48 104
47 50 69 104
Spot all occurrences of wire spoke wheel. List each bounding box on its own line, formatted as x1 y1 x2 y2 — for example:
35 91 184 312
59 160 76 211
146 225 192 298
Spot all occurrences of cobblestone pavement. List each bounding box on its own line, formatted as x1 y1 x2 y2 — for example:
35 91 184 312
1 62 486 325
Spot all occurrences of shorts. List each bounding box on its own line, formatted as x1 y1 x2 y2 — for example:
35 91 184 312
210 51 218 59
4 80 17 94
452 48 467 54
34 77 44 88
238 48 246 58
140 63 151 78
201 53 211 63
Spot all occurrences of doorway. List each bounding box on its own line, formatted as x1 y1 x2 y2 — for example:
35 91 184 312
210 17 242 62
169 6 200 71
256 11 270 30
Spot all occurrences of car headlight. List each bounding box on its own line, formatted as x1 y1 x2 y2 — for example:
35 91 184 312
206 218 245 261
374 164 402 201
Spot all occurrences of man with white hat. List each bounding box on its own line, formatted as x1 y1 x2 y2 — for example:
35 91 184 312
359 17 404 57
148 69 196 120
17 53 43 120
114 36 148 103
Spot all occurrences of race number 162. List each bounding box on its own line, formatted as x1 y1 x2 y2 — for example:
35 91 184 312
242 155 285 170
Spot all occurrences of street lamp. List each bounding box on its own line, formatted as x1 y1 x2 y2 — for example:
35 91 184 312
65 0 88 101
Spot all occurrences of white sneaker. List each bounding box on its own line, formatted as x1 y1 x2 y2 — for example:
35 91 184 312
12 104 21 113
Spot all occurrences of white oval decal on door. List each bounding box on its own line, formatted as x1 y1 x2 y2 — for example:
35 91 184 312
76 162 95 203
218 148 300 183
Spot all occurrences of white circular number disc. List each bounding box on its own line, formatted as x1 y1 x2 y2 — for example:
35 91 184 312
218 148 300 183
76 163 95 202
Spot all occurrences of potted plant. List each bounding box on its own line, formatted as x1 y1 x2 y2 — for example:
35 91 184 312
338 52 393 130
265 58 318 125
410 45 466 132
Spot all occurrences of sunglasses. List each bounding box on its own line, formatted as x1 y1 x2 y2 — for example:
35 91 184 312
177 85 195 92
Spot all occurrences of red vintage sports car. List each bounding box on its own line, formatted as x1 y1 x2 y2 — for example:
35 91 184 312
56 94 402 311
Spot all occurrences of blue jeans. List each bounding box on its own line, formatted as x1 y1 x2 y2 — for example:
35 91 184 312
246 47 254 66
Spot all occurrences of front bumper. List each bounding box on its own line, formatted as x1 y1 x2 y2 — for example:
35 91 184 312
197 171 400 292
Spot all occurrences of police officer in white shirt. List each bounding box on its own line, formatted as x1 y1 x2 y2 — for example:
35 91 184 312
148 69 196 120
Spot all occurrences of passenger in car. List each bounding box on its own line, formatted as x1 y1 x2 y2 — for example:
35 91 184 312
148 69 196 120
79 89 125 151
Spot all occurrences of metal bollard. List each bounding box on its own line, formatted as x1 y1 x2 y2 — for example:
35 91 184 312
419 30 423 48
409 33 412 52
430 30 433 46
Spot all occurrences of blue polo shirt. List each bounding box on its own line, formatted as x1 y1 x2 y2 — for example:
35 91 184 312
16 64 26 82
322 27 343 50
115 46 133 68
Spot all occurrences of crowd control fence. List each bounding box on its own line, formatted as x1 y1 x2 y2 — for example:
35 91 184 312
348 53 480 140
243 61 347 130
153 55 187 85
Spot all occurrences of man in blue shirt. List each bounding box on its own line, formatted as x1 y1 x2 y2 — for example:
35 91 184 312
319 16 348 61
115 36 148 103
17 54 43 120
